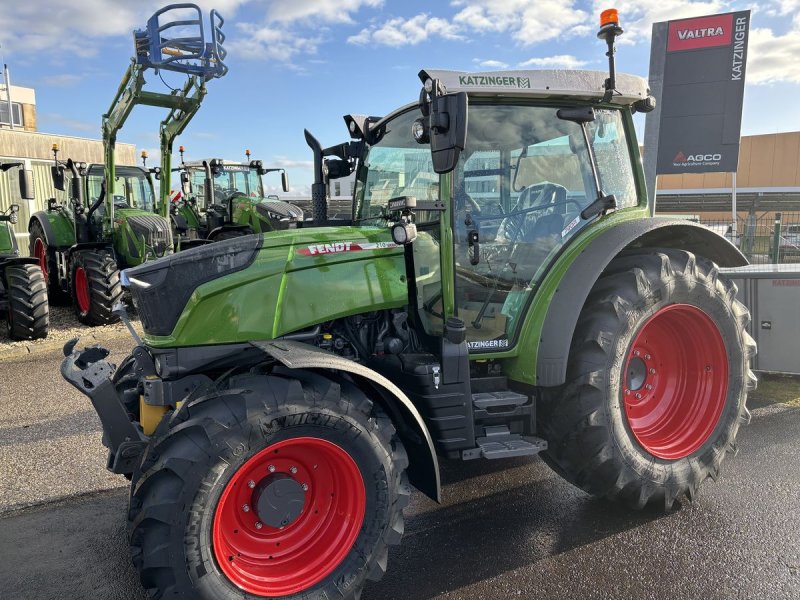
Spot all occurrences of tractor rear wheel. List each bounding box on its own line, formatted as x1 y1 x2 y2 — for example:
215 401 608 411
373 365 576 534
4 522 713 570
127 369 410 600
5 264 48 340
70 250 122 326
29 220 69 304
538 249 756 510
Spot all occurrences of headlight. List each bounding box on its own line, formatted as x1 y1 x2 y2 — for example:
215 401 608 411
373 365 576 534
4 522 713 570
391 222 417 245
412 118 429 144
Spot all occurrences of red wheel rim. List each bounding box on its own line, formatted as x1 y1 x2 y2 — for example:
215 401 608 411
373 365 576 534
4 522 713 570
623 304 729 460
74 267 90 314
213 437 366 597
34 238 48 281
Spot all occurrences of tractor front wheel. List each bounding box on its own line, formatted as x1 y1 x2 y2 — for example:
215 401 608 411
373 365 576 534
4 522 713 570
5 264 48 340
70 250 122 326
127 369 410 600
539 249 756 510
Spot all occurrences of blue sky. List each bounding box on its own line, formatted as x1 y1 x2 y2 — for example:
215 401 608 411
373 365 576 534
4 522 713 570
3 0 799 195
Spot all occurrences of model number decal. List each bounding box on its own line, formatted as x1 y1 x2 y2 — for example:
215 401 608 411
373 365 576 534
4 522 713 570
561 215 581 238
297 241 400 256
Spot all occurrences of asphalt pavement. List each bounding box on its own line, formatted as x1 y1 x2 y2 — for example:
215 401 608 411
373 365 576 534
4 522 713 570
0 344 798 600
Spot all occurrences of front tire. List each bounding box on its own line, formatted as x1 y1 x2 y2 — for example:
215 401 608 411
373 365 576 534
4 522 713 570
70 250 122 325
539 249 756 510
128 369 410 600
5 264 49 340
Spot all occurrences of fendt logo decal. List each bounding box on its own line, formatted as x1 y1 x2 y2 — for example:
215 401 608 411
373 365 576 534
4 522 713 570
667 14 733 52
296 241 400 256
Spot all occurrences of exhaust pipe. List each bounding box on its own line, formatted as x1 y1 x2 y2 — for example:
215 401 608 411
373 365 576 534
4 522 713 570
304 129 327 225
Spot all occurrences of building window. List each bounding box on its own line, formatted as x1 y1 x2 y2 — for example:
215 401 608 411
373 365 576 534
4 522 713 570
0 102 23 127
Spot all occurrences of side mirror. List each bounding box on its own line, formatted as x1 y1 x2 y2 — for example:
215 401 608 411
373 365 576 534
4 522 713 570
51 166 66 191
18 168 34 200
70 176 82 201
281 171 289 193
418 80 468 175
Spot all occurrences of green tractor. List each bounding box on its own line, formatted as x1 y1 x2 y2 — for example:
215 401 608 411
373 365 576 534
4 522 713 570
0 162 48 340
63 11 755 600
29 3 227 324
168 147 302 246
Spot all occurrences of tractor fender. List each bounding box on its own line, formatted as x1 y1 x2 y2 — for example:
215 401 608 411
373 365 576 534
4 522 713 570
536 219 747 387
29 211 76 250
253 339 442 503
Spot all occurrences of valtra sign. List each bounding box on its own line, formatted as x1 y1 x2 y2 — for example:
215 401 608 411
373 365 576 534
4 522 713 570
667 14 733 51
649 11 750 175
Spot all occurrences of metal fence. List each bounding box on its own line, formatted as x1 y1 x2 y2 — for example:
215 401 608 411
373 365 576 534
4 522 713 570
699 211 800 264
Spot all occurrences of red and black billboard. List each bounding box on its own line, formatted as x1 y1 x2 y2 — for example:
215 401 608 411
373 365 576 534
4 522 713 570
650 11 750 175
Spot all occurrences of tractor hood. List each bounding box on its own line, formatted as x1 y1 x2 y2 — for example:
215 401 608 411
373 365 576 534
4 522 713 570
124 226 408 347
114 208 173 265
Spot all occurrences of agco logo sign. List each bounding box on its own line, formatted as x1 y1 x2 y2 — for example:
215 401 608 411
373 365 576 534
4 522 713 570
673 151 722 165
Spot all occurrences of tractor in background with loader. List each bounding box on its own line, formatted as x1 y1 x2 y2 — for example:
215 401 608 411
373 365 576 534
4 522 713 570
166 147 302 246
29 3 227 325
0 162 48 340
63 9 755 600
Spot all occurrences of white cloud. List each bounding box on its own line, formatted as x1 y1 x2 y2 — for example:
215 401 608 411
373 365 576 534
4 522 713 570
518 55 588 69
472 59 509 69
228 24 321 62
39 74 84 88
271 157 315 170
747 22 800 85
351 14 464 47
263 0 383 24
452 0 589 45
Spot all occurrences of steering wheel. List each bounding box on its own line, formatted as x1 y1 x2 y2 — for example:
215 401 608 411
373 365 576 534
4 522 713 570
113 195 130 209
496 182 569 242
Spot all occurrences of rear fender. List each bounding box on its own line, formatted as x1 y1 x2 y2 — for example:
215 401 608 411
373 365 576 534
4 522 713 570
254 340 442 503
536 219 747 387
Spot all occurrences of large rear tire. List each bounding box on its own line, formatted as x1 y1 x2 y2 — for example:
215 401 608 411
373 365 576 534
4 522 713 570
127 369 410 599
70 250 122 326
5 264 48 340
29 220 70 304
538 249 756 510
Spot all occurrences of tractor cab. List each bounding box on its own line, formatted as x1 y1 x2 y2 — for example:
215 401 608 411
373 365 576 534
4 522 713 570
327 69 650 351
170 150 301 244
85 164 157 214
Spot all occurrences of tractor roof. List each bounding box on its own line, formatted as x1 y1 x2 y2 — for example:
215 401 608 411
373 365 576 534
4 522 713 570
420 69 650 106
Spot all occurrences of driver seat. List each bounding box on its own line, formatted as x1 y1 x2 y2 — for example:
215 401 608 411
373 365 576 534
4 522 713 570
496 181 567 242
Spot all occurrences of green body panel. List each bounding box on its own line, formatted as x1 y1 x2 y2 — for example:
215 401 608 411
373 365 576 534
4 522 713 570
144 226 408 348
231 198 274 234
113 208 172 267
40 209 77 248
176 203 202 231
0 222 14 255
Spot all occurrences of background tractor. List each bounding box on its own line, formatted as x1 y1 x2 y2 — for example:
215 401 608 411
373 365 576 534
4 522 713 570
168 147 302 245
62 9 756 600
29 3 227 325
0 162 48 340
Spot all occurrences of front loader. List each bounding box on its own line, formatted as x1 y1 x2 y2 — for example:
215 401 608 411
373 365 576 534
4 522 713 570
29 3 227 325
62 9 756 600
0 162 48 340
167 148 302 246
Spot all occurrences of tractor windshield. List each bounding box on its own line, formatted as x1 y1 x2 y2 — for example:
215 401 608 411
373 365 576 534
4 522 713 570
188 165 264 207
452 104 638 351
86 166 156 212
354 109 438 224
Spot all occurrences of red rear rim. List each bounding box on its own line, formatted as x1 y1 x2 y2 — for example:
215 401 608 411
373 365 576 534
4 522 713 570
213 437 366 597
34 238 48 281
623 304 729 460
74 267 90 314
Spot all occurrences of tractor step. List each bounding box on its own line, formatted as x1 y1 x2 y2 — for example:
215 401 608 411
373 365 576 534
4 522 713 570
462 425 547 460
472 390 527 412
